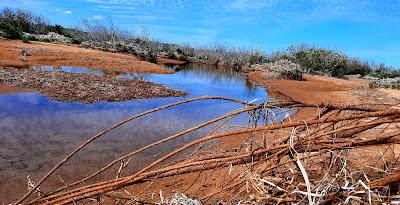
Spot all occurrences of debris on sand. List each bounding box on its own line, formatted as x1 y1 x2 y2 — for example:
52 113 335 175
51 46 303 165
165 193 202 205
0 67 187 103
247 60 304 81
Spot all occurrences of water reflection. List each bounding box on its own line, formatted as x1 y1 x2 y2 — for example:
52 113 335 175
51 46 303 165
0 64 283 202
145 64 260 97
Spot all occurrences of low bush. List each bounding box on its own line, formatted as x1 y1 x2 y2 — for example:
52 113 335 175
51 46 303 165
370 78 400 89
254 59 303 80
71 38 81 45
21 34 29 43
0 22 22 39
272 45 372 78
371 64 400 79
0 7 50 34
39 38 52 42
51 24 64 35
248 51 265 65
27 35 38 41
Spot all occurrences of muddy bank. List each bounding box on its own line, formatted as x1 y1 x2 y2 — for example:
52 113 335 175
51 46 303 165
0 84 33 94
0 67 187 103
0 39 173 74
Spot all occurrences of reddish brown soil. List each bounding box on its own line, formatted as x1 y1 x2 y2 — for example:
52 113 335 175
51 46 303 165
0 39 173 74
247 72 398 120
0 84 32 94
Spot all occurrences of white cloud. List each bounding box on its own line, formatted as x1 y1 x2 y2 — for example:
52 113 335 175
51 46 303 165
86 15 104 21
92 15 103 20
56 8 72 15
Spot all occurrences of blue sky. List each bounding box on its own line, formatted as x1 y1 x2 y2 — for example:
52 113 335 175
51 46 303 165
1 0 400 67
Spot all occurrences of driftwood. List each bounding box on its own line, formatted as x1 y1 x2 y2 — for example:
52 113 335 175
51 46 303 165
14 96 400 204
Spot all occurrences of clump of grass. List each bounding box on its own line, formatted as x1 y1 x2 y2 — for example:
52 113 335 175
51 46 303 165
21 34 29 43
39 38 52 42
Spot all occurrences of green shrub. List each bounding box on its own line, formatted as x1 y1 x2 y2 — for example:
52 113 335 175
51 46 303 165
39 38 52 42
0 22 22 39
372 64 400 79
249 51 265 65
273 45 373 78
27 35 38 41
71 38 81 45
21 35 29 43
119 45 129 52
0 7 50 34
52 24 64 34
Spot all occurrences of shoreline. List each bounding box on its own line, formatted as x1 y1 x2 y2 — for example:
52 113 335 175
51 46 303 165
0 39 174 74
246 71 393 120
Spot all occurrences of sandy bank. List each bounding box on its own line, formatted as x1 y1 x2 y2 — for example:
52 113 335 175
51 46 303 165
247 71 399 120
0 84 33 94
0 39 173 74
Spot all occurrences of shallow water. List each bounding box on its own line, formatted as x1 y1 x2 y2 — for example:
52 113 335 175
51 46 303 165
0 64 286 202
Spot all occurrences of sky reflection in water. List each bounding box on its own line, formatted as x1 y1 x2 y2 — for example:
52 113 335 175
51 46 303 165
0 64 286 202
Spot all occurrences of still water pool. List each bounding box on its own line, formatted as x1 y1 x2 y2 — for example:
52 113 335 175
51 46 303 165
0 64 286 202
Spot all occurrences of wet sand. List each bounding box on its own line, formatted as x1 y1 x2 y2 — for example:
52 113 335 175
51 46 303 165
0 84 33 94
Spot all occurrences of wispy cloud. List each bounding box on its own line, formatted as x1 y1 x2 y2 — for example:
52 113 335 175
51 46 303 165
225 0 278 11
85 15 104 20
56 8 72 15
205 0 400 25
92 15 103 20
85 0 189 10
